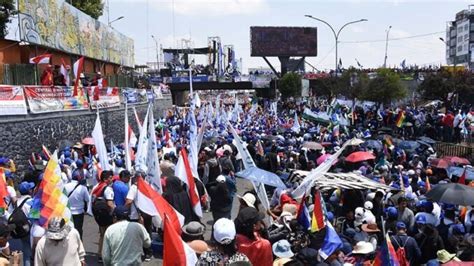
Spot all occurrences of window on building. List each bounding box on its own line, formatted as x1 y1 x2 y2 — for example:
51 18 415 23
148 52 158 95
451 29 457 37
458 26 463 33
465 34 469 41
458 36 464 42
471 23 474 30
451 38 457 46
458 45 463 52
450 48 456 55
465 24 469 31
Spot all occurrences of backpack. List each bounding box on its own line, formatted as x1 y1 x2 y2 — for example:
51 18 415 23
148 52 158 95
8 197 31 239
92 186 113 227
392 236 410 266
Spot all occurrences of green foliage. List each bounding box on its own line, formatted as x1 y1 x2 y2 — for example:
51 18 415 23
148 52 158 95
279 72 302 98
418 70 474 104
71 0 104 19
361 68 407 104
0 0 16 39
337 67 369 100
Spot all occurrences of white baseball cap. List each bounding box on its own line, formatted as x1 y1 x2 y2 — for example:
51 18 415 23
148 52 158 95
213 218 236 245
216 175 226 183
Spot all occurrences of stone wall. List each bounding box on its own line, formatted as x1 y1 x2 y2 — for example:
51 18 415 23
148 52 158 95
0 97 173 172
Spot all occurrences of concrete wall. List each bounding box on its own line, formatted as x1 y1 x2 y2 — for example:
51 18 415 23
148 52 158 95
0 97 173 172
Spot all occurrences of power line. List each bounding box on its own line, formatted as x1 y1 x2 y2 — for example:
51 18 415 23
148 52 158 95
340 31 445 44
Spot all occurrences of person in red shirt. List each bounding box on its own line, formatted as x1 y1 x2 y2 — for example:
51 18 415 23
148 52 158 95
234 207 273 266
442 111 455 142
40 65 53 86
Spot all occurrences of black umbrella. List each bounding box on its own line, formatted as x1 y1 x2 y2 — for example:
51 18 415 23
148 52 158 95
426 183 474 206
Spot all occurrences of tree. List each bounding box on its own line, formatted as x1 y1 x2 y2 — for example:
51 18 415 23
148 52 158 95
361 68 407 105
71 0 104 19
337 67 369 100
418 69 473 107
0 0 16 39
278 72 302 99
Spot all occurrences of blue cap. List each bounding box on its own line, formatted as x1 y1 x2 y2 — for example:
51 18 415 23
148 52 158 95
19 182 35 194
396 222 406 229
75 159 83 168
115 159 124 167
452 224 465 234
416 215 427 225
64 151 71 158
64 158 73 166
386 207 398 218
326 211 334 223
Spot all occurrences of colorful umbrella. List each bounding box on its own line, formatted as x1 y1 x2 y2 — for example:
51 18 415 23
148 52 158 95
81 137 94 145
317 154 338 166
430 158 451 169
345 151 375 163
442 156 471 166
302 141 324 150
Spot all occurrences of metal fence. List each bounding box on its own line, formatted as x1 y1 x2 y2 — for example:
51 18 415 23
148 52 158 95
434 142 474 161
0 64 134 87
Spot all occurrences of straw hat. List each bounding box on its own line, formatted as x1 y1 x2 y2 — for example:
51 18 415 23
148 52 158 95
352 241 374 255
361 223 380 233
437 249 460 264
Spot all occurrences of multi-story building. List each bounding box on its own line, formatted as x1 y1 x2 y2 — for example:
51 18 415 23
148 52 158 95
445 5 474 69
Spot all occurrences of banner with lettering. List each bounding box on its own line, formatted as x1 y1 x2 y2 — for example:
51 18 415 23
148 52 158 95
88 87 121 109
123 88 148 105
0 86 28 115
24 86 89 113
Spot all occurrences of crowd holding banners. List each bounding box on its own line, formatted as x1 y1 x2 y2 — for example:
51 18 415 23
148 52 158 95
2 89 474 265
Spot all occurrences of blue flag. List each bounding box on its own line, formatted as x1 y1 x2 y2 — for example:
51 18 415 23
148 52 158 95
318 223 342 260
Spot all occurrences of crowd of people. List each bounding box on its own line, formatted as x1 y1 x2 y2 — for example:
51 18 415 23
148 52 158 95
0 94 473 266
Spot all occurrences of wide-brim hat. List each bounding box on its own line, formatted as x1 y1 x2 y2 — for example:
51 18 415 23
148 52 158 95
361 223 380 233
272 239 294 258
238 193 256 208
437 249 460 263
182 221 205 237
46 223 71 240
352 241 374 255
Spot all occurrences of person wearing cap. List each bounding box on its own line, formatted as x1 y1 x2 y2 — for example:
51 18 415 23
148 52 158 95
64 170 90 240
208 175 232 222
390 222 421 265
9 181 34 266
197 218 250 265
34 217 85 266
102 205 151 266
235 207 272 266
182 221 209 256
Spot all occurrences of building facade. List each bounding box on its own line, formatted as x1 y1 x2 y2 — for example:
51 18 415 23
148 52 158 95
445 6 474 69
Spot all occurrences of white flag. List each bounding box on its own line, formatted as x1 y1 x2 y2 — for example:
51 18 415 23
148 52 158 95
228 122 271 224
124 103 132 170
92 113 111 170
145 104 162 193
135 105 151 172
291 111 301 133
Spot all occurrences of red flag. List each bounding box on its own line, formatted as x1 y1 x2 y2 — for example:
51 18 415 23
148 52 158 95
29 54 52 64
73 57 84 96
136 177 184 234
163 215 197 266
311 190 326 232
175 148 202 217
459 167 467 185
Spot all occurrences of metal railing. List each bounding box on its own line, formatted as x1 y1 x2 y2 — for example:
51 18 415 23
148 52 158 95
434 142 474 161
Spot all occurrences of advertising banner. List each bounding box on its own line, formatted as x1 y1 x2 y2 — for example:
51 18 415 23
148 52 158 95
0 86 28 115
24 86 89 113
123 88 148 105
88 87 121 109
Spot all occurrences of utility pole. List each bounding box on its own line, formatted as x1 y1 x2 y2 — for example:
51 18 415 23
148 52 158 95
383 25 392 68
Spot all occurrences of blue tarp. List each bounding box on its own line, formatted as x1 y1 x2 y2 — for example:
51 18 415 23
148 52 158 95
236 166 287 189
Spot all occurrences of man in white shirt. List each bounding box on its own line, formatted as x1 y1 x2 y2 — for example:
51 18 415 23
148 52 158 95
64 173 90 239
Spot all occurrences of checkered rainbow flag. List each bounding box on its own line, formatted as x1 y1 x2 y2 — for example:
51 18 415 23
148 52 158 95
30 151 71 227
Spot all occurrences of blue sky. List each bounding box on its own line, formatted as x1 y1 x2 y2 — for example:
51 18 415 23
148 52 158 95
102 0 471 72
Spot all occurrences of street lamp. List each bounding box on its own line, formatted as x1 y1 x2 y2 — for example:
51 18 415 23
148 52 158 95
305 15 367 74
383 25 392 68
151 35 160 71
108 16 124 26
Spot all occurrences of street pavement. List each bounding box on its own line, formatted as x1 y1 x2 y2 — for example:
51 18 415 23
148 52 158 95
83 178 254 265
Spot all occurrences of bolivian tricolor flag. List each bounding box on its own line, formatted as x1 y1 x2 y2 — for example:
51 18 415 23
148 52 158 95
395 111 405 128
0 169 8 215
311 190 326 232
